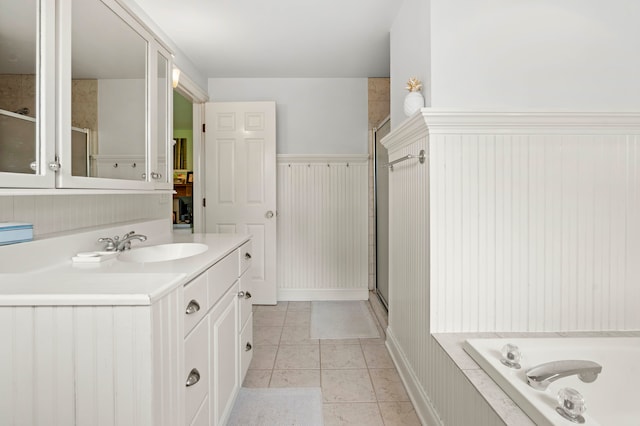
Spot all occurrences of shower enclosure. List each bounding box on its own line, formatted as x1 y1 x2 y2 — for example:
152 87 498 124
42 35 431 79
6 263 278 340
374 116 391 309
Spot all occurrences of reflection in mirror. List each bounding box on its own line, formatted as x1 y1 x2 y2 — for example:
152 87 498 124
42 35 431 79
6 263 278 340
0 0 38 174
71 0 147 180
157 53 169 183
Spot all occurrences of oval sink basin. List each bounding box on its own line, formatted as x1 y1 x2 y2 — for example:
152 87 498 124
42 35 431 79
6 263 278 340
118 243 208 263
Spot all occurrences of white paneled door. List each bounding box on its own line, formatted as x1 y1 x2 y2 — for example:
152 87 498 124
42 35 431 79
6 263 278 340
205 102 277 304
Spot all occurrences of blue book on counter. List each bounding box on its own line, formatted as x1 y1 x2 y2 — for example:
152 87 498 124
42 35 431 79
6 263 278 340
0 222 34 245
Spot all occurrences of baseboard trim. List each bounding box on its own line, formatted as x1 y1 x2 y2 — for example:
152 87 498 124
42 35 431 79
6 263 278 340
277 288 369 301
386 327 442 426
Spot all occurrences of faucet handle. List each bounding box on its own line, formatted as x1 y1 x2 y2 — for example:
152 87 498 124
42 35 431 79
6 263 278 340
98 237 116 251
556 387 586 423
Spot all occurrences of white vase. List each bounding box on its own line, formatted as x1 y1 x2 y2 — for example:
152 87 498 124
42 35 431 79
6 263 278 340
403 92 424 117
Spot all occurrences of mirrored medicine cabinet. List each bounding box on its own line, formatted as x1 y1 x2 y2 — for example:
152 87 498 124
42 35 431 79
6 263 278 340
0 0 173 190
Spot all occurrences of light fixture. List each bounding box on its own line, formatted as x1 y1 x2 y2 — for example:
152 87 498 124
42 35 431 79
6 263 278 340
172 68 181 88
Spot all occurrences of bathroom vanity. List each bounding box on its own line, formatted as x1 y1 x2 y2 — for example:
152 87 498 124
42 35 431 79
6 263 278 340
0 220 253 426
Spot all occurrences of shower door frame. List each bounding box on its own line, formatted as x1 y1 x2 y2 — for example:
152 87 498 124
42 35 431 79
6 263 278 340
373 116 391 310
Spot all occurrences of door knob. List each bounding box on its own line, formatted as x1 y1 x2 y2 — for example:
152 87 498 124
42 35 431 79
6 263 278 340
265 210 274 219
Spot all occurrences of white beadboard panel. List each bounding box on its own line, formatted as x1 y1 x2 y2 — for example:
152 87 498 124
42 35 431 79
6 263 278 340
0 307 77 426
382 111 640 426
276 155 368 293
0 290 181 426
0 193 170 237
152 288 184 426
430 131 640 332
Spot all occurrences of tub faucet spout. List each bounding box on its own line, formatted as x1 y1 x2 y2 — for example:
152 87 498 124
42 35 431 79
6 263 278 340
525 360 602 391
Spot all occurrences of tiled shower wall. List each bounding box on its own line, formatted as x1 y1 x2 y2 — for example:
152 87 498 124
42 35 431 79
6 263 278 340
0 193 171 237
368 78 390 290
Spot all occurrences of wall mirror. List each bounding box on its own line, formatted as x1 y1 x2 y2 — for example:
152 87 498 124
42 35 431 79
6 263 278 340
70 0 147 181
0 0 38 175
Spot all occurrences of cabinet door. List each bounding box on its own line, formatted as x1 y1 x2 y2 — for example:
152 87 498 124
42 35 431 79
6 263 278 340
209 281 239 426
185 318 209 425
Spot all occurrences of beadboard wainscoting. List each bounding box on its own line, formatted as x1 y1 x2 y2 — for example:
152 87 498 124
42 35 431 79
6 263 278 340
0 292 183 426
0 193 171 237
383 110 640 425
276 155 369 301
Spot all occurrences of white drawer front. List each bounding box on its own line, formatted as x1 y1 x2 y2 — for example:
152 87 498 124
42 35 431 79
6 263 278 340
184 272 208 337
185 319 209 425
239 316 253 383
189 395 209 426
208 252 239 307
238 240 253 275
237 277 252 330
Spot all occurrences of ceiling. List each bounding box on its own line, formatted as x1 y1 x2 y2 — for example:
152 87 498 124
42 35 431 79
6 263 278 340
133 0 403 78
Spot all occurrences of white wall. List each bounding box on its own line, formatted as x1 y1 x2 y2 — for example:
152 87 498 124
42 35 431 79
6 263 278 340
430 0 640 109
208 78 368 154
389 0 430 129
98 79 146 156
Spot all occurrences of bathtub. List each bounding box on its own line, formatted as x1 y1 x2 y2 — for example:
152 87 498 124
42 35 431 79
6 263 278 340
463 337 639 426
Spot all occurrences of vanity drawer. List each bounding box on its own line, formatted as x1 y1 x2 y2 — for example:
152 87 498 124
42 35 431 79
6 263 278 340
184 318 209 425
208 251 239 307
238 240 253 275
239 315 253 383
184 272 208 336
237 276 252 330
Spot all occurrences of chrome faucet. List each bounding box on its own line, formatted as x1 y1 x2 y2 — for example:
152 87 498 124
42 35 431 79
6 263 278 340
98 231 147 252
525 360 602 391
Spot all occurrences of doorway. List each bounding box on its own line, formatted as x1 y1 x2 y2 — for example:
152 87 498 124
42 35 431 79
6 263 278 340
172 90 194 232
374 116 391 309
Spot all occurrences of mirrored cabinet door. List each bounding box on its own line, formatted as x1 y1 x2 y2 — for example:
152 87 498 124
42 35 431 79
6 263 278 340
57 0 153 189
153 50 173 189
0 0 55 188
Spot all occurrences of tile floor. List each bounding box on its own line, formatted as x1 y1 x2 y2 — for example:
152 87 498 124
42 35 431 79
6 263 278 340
245 301 421 426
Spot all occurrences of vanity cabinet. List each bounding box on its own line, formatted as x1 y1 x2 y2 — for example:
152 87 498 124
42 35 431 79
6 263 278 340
183 242 253 426
0 237 253 426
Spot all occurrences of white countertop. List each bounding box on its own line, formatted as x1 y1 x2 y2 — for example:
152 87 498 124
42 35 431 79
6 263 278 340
0 225 250 306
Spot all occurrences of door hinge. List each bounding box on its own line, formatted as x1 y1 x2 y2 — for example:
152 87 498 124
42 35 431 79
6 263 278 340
202 123 206 133
202 198 206 207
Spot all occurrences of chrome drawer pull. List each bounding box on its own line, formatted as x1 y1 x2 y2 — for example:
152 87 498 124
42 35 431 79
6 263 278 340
245 342 252 352
185 300 200 315
244 252 252 260
238 291 245 298
186 368 200 387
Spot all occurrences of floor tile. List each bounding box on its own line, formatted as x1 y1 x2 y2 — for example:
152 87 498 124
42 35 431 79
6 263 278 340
284 310 311 326
287 301 311 311
254 301 288 312
320 338 361 345
369 369 409 401
378 401 422 426
253 310 286 327
253 326 283 346
323 402 384 426
269 369 320 388
320 344 367 369
280 326 319 345
321 369 376 402
363 343 395 368
242 369 272 388
248 345 278 370
274 344 320 369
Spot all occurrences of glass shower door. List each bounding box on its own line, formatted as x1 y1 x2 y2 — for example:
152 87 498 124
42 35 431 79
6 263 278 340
374 117 391 309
